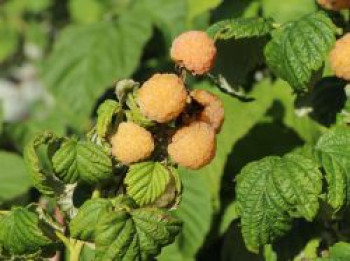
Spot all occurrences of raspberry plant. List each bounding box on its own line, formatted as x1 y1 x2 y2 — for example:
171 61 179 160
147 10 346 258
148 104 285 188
2 0 350 260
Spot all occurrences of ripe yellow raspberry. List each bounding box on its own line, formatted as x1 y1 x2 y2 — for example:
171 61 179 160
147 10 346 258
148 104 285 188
111 122 154 164
190 89 224 133
317 0 350 10
330 34 350 81
170 31 217 75
168 121 216 170
137 73 187 123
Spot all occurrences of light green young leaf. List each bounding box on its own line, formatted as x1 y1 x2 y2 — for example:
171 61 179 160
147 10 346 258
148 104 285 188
96 99 122 139
314 127 350 210
0 152 31 204
126 93 155 128
43 9 152 129
95 197 182 261
70 198 113 241
24 131 65 196
207 17 274 40
236 154 322 252
52 139 113 184
125 162 171 206
264 11 337 91
0 207 54 255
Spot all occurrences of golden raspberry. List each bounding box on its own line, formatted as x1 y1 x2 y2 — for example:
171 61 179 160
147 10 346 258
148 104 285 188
170 31 217 75
190 89 225 133
317 0 350 10
111 122 154 164
168 121 216 170
137 73 187 123
330 33 350 81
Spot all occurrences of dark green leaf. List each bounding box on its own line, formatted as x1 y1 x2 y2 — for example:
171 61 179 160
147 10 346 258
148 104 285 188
264 11 337 91
236 154 322 252
207 17 274 40
24 131 65 196
314 127 350 210
95 201 182 261
70 198 113 241
0 207 54 255
52 139 113 184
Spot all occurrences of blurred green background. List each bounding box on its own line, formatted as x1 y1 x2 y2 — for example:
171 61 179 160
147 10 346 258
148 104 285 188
0 0 338 260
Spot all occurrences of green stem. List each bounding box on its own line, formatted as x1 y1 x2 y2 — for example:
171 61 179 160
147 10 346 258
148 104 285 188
70 240 84 261
56 231 84 261
55 231 71 249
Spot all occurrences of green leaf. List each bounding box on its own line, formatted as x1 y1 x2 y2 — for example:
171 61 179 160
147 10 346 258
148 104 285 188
328 242 350 260
69 0 104 24
236 153 322 252
24 131 65 196
207 17 274 40
0 152 31 204
25 0 52 13
0 207 54 255
187 0 222 22
271 79 323 144
264 11 337 91
125 162 171 206
0 20 19 62
43 10 152 129
52 139 113 184
96 99 122 139
158 170 213 261
219 201 240 235
314 127 350 210
95 200 182 261
135 0 186 43
70 198 113 241
0 104 2 134
126 93 155 128
262 0 317 23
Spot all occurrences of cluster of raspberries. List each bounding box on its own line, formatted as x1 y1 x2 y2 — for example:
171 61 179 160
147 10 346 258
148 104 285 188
110 31 224 170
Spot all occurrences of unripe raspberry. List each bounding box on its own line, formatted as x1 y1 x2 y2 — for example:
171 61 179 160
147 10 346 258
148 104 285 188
190 89 224 133
137 73 187 123
111 122 154 164
330 34 350 81
168 122 216 170
317 0 350 10
170 31 217 75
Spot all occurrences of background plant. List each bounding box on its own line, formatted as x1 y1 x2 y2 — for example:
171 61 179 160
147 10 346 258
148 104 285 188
1 0 350 260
